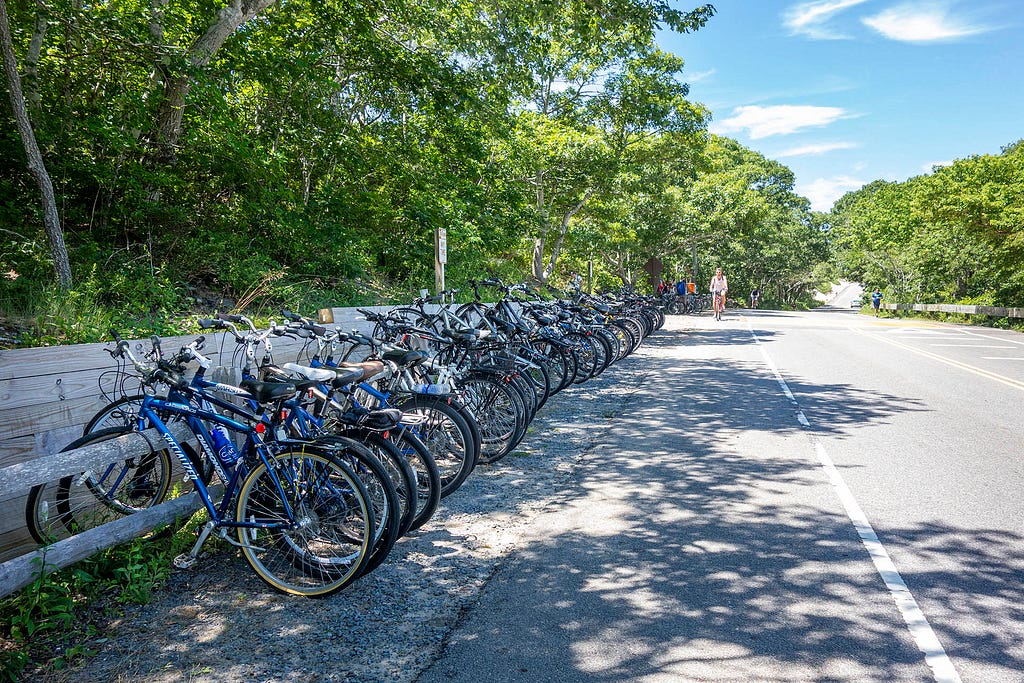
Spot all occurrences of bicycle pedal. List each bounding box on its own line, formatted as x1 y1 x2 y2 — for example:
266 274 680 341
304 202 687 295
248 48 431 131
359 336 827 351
173 553 199 570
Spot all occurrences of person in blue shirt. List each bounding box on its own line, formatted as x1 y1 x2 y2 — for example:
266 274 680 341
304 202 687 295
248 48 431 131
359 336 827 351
870 288 883 316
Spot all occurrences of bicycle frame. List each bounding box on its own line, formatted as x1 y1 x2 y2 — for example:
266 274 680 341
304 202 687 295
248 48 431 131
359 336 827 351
136 393 298 531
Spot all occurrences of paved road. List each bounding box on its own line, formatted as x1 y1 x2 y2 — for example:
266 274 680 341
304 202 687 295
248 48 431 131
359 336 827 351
419 308 1024 683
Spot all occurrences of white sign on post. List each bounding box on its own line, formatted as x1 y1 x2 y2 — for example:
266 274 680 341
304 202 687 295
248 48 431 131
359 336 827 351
436 227 447 264
434 227 447 294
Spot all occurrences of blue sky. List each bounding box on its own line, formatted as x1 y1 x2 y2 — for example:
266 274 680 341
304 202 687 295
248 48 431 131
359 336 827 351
657 0 1024 211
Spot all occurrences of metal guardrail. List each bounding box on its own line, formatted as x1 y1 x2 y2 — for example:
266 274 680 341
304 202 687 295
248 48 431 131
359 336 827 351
881 303 1024 318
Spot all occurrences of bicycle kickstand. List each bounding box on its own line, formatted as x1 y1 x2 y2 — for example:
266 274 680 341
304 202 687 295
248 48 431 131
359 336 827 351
173 520 216 569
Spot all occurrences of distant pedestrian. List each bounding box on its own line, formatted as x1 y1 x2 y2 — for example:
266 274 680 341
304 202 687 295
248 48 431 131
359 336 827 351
871 288 883 316
750 287 760 309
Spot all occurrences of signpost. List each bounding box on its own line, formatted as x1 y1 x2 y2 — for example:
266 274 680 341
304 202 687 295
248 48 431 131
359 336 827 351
435 227 447 294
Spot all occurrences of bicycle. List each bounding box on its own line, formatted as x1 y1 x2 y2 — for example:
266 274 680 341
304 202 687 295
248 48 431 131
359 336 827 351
48 333 377 597
712 291 726 321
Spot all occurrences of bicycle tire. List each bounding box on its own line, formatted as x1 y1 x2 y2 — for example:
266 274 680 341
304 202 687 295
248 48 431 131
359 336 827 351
26 427 173 544
387 427 441 531
456 374 526 464
330 428 417 538
396 395 476 498
314 434 403 576
236 444 374 597
84 393 216 485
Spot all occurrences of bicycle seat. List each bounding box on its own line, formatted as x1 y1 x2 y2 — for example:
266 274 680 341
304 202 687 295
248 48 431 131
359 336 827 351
382 349 428 366
330 367 365 388
334 360 386 381
360 408 403 430
239 379 298 404
280 362 336 383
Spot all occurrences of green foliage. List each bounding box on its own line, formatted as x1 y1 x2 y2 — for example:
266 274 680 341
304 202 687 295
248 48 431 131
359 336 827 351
830 141 1024 308
0 521 205 678
2 0 835 335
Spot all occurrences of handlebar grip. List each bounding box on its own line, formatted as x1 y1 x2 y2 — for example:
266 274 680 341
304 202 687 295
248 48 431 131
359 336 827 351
110 329 123 343
281 310 301 322
197 319 224 329
216 313 244 323
150 335 162 356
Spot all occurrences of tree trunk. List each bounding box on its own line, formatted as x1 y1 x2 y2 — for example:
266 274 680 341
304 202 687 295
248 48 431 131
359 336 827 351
147 0 277 163
23 0 47 113
0 0 72 289
532 233 548 282
543 189 594 280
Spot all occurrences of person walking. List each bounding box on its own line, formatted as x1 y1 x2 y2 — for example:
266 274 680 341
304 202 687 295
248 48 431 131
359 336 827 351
870 288 883 316
750 287 760 309
709 267 728 321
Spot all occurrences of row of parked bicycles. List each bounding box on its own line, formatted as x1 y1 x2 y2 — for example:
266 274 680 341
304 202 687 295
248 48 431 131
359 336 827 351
25 280 664 597
659 290 711 315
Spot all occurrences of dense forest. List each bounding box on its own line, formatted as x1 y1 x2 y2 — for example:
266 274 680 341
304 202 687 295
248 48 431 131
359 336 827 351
1 0 1021 344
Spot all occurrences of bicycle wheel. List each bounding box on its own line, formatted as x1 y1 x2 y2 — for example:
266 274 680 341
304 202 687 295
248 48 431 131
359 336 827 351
83 394 151 433
236 445 374 597
397 395 476 498
609 323 637 360
567 334 599 383
387 427 441 531
26 427 173 544
530 340 568 396
331 428 417 538
457 373 526 464
454 301 492 332
314 434 402 577
84 394 215 485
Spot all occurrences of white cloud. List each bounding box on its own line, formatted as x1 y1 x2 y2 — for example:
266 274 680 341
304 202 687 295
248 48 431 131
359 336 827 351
923 160 953 172
713 105 851 139
776 141 859 157
685 68 716 83
800 176 865 211
863 3 989 42
784 0 871 39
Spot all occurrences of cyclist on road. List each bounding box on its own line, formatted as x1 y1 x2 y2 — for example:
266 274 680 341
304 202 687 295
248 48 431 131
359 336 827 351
750 287 760 309
710 268 728 320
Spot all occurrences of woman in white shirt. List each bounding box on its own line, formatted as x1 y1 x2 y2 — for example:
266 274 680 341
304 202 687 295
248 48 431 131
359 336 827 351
709 268 728 320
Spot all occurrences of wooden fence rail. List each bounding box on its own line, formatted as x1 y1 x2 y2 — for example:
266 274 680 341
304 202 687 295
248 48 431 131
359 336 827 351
880 302 1024 318
0 422 204 598
0 305 399 596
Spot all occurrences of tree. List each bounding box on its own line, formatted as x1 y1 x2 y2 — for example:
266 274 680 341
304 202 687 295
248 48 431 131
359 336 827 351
0 0 71 288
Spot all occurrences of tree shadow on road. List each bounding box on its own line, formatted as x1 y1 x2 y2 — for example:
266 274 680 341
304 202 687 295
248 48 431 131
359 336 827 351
418 325 1024 682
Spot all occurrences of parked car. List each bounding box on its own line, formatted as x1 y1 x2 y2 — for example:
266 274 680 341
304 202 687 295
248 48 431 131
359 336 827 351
851 297 863 308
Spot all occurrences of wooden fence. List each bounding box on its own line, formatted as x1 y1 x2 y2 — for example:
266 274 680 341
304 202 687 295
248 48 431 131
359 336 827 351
0 305 394 594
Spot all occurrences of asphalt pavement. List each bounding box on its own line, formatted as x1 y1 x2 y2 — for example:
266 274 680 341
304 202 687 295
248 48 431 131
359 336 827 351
417 310 946 682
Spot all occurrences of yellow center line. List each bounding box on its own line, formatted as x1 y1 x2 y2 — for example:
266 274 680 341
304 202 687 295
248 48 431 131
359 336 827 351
854 327 1024 393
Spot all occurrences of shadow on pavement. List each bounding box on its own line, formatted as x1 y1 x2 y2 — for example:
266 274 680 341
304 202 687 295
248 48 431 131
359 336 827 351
418 325 1024 682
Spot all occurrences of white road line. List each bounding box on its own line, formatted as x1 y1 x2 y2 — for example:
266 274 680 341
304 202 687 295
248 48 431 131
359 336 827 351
959 329 1024 346
982 357 1024 360
746 321 962 683
929 344 1014 348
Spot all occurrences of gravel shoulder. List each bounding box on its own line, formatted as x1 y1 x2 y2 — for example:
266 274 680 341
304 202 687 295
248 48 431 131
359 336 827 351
26 336 659 683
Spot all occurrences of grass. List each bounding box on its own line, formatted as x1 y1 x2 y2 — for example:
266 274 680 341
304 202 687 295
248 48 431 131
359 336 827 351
0 512 212 681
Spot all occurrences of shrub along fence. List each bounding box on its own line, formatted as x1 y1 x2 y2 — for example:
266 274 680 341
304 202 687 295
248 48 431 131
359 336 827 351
0 305 392 597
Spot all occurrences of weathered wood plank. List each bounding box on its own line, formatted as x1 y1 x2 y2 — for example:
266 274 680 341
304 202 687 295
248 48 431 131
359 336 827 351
0 489 211 599
0 421 196 494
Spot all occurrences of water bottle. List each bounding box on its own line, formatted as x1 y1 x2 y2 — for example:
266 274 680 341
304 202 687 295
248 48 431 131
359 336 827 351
413 383 444 395
210 426 237 467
